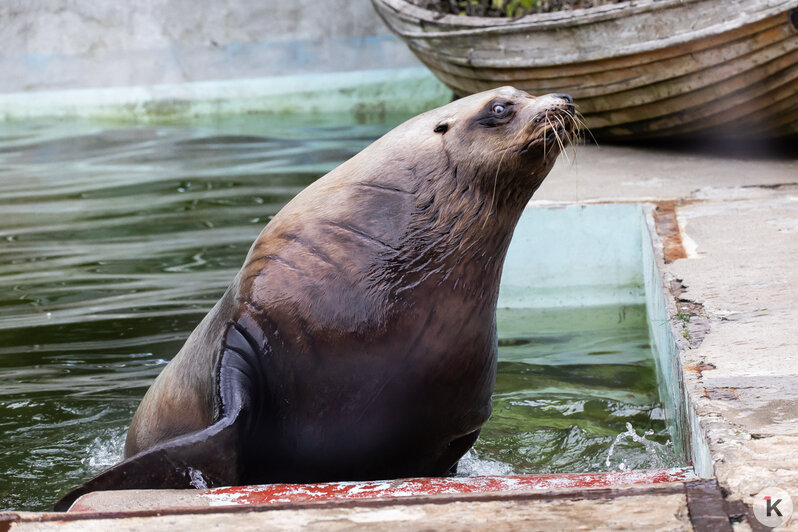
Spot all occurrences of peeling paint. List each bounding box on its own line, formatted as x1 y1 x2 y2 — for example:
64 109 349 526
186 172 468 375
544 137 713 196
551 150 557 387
194 468 695 508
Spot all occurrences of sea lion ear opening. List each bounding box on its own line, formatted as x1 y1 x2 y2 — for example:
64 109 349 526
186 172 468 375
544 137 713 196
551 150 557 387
433 122 449 135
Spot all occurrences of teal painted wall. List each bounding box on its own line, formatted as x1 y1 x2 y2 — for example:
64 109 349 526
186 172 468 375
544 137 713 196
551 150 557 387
500 204 645 309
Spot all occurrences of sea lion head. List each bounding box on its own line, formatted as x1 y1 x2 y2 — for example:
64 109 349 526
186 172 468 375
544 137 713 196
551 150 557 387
411 86 577 204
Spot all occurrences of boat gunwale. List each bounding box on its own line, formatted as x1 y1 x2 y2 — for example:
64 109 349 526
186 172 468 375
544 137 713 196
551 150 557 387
423 31 798 112
375 0 797 33
373 0 798 63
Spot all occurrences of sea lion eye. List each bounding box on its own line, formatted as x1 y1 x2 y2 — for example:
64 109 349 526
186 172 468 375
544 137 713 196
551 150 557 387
473 101 514 128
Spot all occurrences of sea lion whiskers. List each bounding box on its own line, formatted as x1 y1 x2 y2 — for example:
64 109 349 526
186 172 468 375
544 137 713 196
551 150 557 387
555 107 591 170
558 110 581 165
550 114 571 166
563 107 594 148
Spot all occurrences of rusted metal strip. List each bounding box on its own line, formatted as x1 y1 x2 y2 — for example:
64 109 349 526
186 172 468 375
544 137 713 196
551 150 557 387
725 498 771 532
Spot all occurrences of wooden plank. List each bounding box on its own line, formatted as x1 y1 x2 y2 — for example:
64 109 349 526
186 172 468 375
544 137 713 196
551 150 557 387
3 482 690 523
416 20 793 95
66 467 695 513
4 491 695 531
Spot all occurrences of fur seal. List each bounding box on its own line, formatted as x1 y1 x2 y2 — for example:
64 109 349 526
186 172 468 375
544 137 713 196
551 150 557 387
55 86 575 510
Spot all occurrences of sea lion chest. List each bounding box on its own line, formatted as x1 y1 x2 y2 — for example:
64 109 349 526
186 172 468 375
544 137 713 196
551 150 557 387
227 177 505 480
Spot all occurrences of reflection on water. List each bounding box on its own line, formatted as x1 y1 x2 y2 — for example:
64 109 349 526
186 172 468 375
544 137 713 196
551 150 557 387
0 116 680 512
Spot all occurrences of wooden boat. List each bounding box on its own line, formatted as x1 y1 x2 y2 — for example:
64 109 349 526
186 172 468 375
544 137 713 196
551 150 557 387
372 0 798 140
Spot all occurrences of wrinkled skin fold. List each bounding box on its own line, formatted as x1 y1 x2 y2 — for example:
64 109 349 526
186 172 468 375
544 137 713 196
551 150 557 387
55 86 576 511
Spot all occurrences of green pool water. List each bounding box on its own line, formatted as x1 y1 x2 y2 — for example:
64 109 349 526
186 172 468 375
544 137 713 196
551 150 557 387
0 116 681 512
464 304 678 476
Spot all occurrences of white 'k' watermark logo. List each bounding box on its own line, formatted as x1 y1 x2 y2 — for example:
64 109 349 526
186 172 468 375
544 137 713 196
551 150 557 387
753 487 793 528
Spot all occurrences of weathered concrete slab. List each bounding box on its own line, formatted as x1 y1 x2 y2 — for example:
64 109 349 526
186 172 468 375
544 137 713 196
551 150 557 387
537 145 797 203
667 195 798 503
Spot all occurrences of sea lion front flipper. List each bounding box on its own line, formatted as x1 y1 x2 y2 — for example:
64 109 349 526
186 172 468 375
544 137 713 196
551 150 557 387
52 412 242 511
53 325 262 512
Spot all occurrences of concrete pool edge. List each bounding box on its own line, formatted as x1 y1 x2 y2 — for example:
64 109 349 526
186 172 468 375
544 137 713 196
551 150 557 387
0 67 452 122
641 204 714 478
500 202 707 475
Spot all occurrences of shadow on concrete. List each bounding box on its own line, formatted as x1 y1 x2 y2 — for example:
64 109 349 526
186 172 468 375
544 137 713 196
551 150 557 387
600 134 798 161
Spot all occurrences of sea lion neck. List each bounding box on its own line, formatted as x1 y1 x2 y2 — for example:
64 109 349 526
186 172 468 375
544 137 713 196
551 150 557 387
380 158 534 303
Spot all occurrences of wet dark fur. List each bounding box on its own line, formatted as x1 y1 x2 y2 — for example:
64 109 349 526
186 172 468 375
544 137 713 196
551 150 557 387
55 87 575 511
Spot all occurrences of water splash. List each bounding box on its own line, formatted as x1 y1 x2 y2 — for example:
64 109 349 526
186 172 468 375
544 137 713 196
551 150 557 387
188 468 209 489
604 422 672 471
82 430 125 470
457 449 515 477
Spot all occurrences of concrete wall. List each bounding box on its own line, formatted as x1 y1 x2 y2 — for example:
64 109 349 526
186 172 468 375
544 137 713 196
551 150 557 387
2 0 389 55
0 0 420 93
0 0 452 120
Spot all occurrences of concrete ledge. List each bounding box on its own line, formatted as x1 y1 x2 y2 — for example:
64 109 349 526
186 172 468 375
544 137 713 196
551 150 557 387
641 205 714 477
0 68 452 122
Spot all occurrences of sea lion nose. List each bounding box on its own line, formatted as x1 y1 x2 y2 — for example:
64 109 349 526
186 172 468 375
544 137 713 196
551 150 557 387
553 93 574 113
